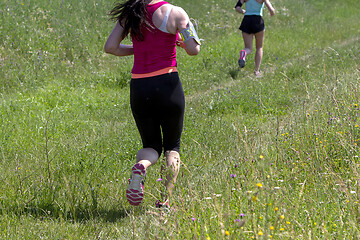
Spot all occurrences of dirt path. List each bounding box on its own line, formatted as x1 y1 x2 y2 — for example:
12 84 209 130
186 36 360 103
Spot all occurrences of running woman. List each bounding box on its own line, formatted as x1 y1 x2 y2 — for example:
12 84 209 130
104 0 200 207
235 0 275 76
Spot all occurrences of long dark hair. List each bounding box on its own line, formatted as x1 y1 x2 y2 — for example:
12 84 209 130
108 0 153 41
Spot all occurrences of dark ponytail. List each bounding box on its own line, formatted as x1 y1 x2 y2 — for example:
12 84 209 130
108 0 153 41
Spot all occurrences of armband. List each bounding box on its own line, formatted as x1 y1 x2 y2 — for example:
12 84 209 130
179 21 201 45
235 0 243 8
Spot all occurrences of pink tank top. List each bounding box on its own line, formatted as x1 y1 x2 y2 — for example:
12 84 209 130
131 1 178 75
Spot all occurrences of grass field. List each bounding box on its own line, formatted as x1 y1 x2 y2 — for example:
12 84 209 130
1 0 360 239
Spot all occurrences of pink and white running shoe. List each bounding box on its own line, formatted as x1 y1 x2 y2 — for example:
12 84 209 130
238 50 246 68
126 163 146 206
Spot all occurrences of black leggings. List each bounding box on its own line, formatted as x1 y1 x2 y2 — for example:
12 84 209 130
130 72 185 156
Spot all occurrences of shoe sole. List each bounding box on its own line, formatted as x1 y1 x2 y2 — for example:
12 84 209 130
238 59 245 68
126 163 145 206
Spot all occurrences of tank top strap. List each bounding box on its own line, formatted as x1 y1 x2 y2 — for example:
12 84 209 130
158 5 172 33
147 1 169 17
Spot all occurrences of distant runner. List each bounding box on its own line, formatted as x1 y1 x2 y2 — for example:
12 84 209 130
235 0 275 76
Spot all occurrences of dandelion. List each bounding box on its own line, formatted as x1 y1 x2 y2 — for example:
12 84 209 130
225 230 230 236
280 215 285 219
259 216 263 220
286 221 290 225
252 196 258 202
270 226 274 230
274 207 279 211
256 183 263 188
269 235 272 238
259 155 264 159
280 228 285 231
258 231 263 236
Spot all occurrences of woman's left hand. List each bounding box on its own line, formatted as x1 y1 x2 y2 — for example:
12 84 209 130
176 33 185 49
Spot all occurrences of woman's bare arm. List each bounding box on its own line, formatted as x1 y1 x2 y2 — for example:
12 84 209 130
235 0 246 14
264 0 275 16
104 21 134 56
173 7 200 56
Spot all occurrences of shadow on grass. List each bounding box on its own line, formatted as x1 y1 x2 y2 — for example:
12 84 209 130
5 203 143 223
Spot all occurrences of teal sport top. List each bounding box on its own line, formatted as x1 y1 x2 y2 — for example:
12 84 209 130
244 0 265 16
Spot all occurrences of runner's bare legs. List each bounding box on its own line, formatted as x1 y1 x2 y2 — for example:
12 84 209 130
136 148 159 168
254 30 265 75
161 150 180 203
241 31 254 57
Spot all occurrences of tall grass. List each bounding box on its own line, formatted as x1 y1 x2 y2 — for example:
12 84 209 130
1 0 360 238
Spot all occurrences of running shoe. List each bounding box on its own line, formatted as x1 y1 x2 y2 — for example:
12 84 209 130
155 200 170 209
254 71 263 77
155 199 173 213
238 50 246 68
126 163 146 206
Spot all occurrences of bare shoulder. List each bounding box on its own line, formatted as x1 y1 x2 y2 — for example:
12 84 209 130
171 6 189 21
